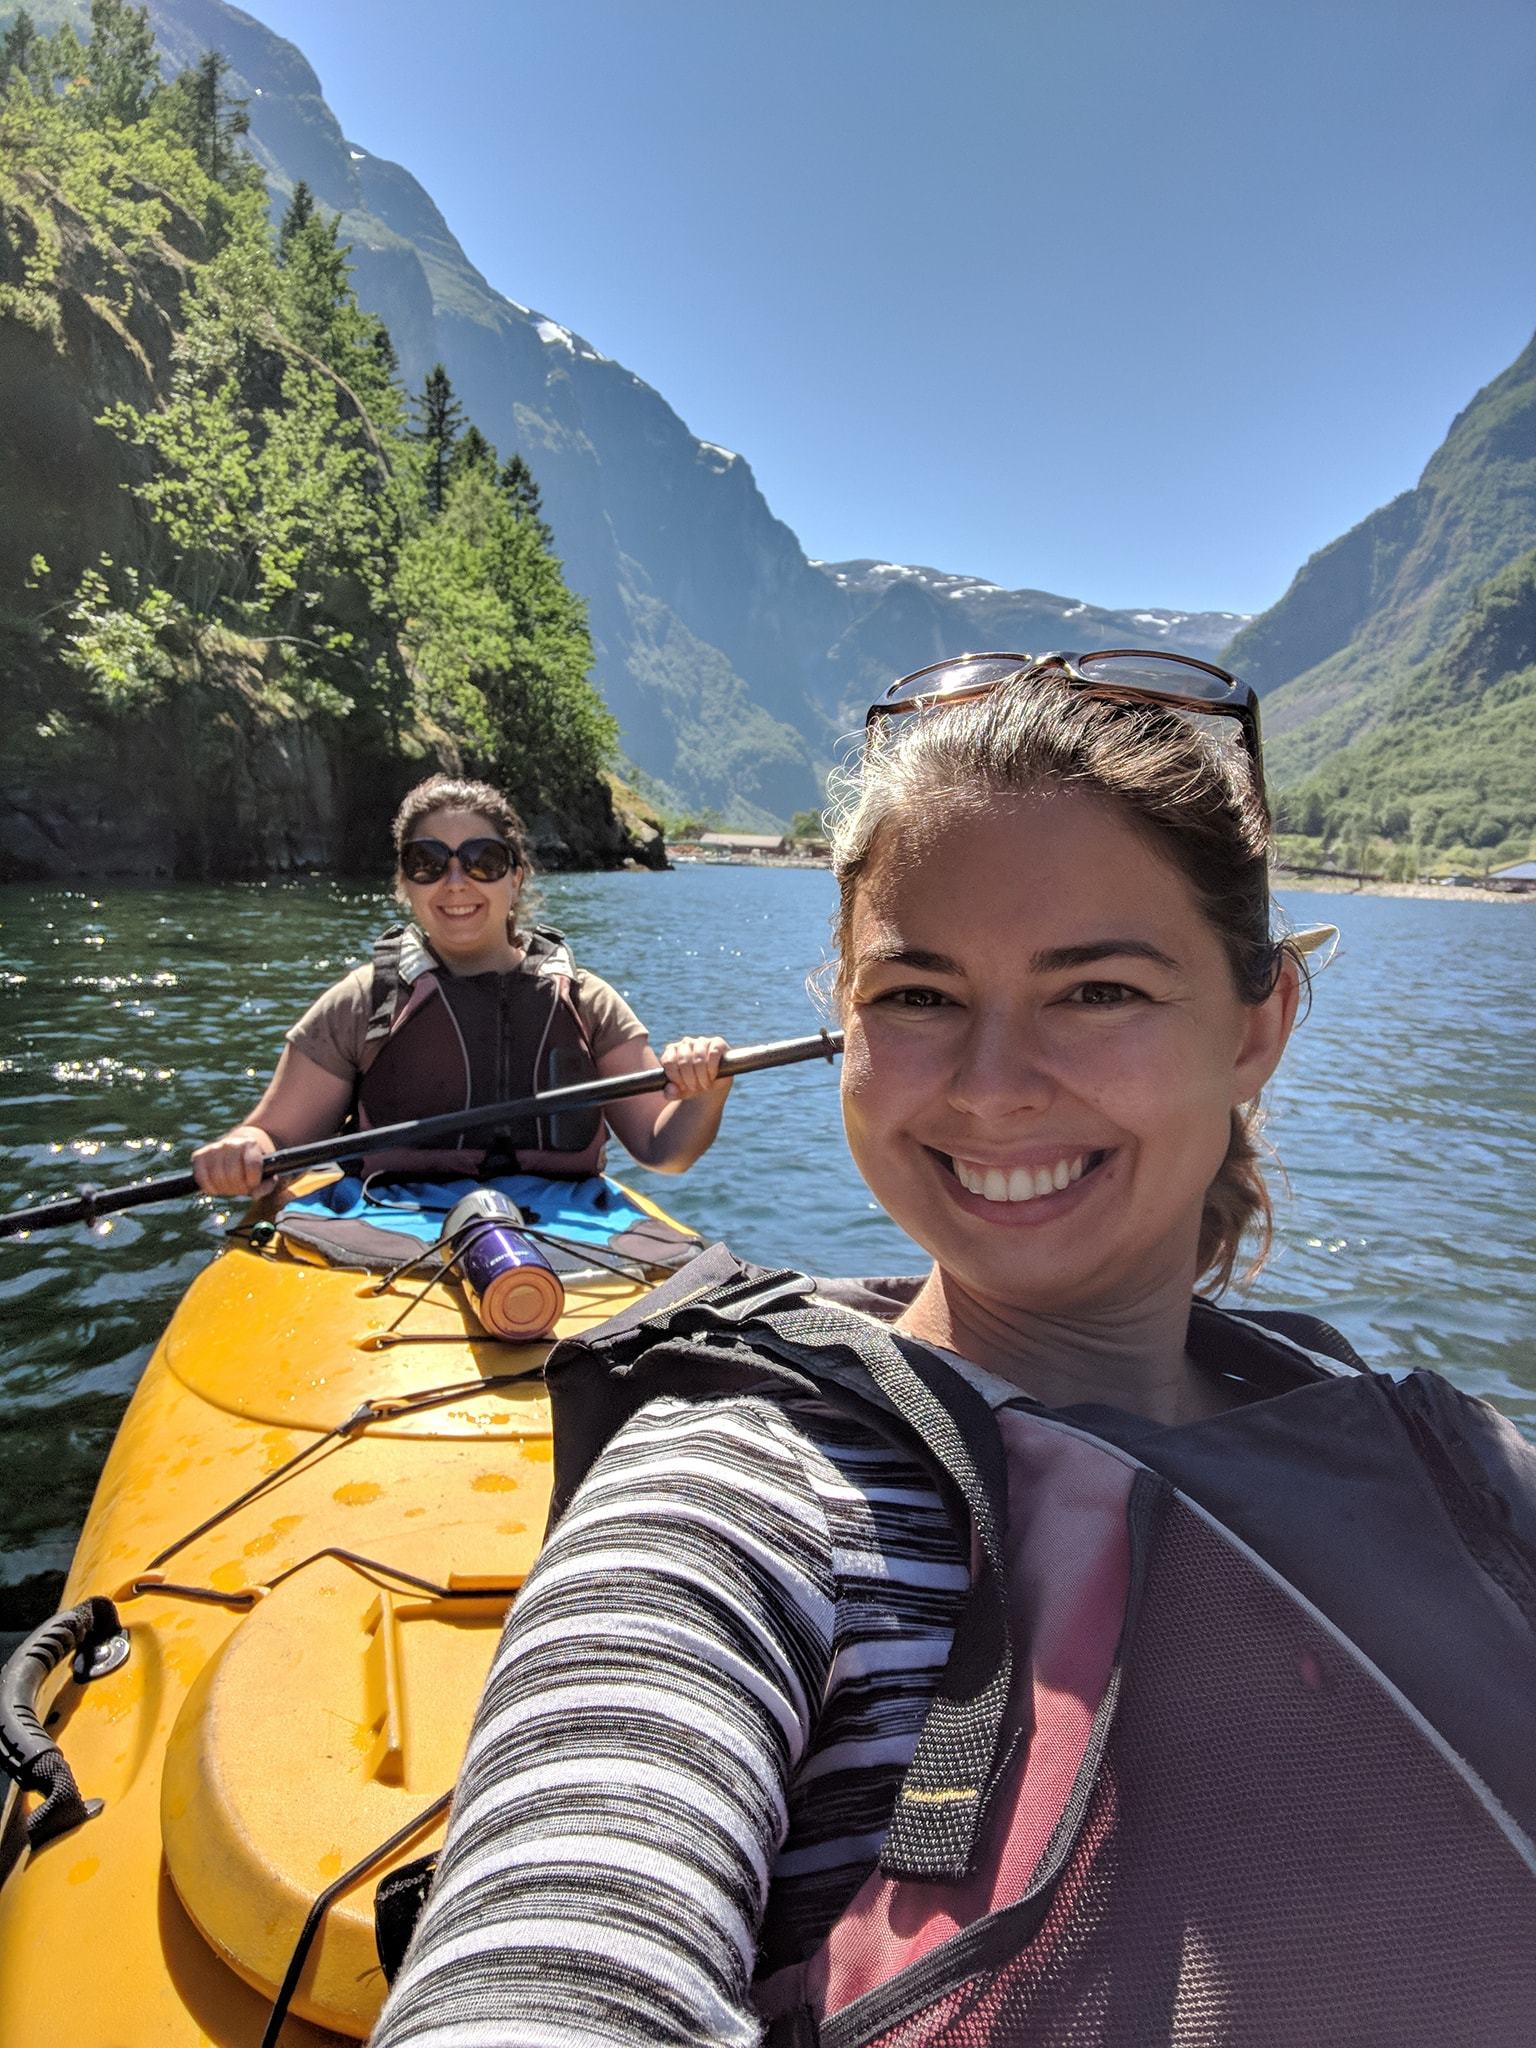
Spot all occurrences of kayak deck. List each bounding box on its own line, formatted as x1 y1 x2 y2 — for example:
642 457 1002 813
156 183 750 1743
0 1185 675 2045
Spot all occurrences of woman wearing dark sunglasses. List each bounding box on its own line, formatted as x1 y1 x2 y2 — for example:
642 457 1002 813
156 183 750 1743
371 660 1536 2048
192 773 734 1194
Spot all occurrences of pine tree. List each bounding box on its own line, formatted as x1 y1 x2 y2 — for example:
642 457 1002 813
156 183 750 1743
0 10 42 88
277 179 315 261
412 363 464 516
270 184 402 424
449 423 497 484
25 19 87 99
165 49 255 190
370 324 399 380
279 197 353 355
396 464 612 806
83 0 159 125
499 451 552 546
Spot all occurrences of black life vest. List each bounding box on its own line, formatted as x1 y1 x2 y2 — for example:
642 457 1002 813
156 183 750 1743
353 924 605 1178
540 1247 1536 2047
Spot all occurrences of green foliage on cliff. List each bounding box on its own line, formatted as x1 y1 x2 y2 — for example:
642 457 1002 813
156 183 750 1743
1272 545 1536 873
1 1 617 856
1226 329 1536 861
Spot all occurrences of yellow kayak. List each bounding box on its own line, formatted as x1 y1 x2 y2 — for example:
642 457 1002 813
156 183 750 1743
0 1174 694 2046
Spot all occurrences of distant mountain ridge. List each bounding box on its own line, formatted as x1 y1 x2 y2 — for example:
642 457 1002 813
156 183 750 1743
142 0 1248 823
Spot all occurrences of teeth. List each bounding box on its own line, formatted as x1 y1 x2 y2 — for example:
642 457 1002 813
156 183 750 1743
953 1154 1090 1204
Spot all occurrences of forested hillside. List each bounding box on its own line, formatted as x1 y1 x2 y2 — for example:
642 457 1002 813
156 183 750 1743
1227 332 1536 873
1273 545 1536 874
0 1 661 877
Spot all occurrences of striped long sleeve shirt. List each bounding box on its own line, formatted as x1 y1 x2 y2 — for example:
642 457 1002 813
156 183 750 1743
371 1388 969 2047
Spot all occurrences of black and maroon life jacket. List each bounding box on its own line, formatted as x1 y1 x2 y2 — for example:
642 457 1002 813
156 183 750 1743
353 923 605 1178
542 1247 1536 2048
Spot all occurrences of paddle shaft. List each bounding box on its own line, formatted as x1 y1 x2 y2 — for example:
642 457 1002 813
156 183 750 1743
0 1029 845 1239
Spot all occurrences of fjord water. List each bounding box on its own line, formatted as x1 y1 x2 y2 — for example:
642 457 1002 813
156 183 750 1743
1 868 1534 1623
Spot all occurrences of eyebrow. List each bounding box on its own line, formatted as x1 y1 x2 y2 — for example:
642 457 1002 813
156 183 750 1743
1032 940 1182 973
855 939 1182 975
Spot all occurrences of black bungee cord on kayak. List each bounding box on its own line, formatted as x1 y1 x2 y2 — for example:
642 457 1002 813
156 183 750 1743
131 1373 544 1585
363 1201 657 1349
259 1790 453 2048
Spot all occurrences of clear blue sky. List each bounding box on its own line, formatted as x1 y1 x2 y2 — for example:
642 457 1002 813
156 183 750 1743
243 0 1536 616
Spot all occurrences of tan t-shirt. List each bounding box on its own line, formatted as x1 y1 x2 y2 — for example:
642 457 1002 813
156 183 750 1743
286 958 650 1083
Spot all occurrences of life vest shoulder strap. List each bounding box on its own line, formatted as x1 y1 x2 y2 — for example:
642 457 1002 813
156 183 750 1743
364 924 411 1046
523 924 579 984
1187 1297 1368 1391
1214 1301 1370 1374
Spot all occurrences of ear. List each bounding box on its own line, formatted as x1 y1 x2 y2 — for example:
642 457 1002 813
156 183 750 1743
1231 951 1301 1105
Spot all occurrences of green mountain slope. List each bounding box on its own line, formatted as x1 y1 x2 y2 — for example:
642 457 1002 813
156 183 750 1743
1226 331 1536 788
1276 545 1536 867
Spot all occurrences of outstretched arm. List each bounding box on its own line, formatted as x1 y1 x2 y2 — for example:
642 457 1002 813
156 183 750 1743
370 1393 963 2048
370 1396 835 2048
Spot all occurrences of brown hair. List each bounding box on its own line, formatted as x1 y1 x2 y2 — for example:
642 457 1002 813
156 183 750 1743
390 774 533 936
826 674 1305 1294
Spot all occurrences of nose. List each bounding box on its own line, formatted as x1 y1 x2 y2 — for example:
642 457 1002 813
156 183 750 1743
946 1010 1054 1121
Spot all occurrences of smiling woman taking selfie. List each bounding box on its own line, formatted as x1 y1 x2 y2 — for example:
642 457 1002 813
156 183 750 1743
371 663 1536 2048
191 772 733 1193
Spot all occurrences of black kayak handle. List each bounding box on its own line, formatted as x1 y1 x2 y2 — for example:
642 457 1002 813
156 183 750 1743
0 1596 130 1847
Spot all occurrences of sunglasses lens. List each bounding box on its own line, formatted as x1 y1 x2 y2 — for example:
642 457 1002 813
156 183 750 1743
882 655 1034 712
401 840 450 883
1074 652 1234 703
459 839 513 882
401 838 514 882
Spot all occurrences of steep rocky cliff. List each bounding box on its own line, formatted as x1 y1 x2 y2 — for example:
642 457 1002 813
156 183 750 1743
0 147 664 879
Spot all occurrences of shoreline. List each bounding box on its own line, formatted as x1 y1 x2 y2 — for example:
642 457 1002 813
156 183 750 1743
1273 874 1536 906
669 851 1535 905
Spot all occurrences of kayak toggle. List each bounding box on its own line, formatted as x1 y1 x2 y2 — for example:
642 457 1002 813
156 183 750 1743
0 1595 131 1848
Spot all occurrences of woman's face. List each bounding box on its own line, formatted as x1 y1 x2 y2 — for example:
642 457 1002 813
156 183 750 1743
839 787 1296 1318
398 806 521 964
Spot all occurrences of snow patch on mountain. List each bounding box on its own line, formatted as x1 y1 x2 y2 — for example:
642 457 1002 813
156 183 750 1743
533 317 605 363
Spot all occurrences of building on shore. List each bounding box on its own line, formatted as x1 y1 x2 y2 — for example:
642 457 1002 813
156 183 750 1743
666 831 833 866
1489 858 1536 892
698 832 789 856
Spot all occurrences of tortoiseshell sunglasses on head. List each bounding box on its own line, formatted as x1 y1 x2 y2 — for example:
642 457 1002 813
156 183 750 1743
865 649 1265 803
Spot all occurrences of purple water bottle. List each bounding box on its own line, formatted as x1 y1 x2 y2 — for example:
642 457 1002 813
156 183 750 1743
440 1190 565 1340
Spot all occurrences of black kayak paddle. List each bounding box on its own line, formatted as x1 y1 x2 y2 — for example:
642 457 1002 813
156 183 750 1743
0 1027 844 1239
